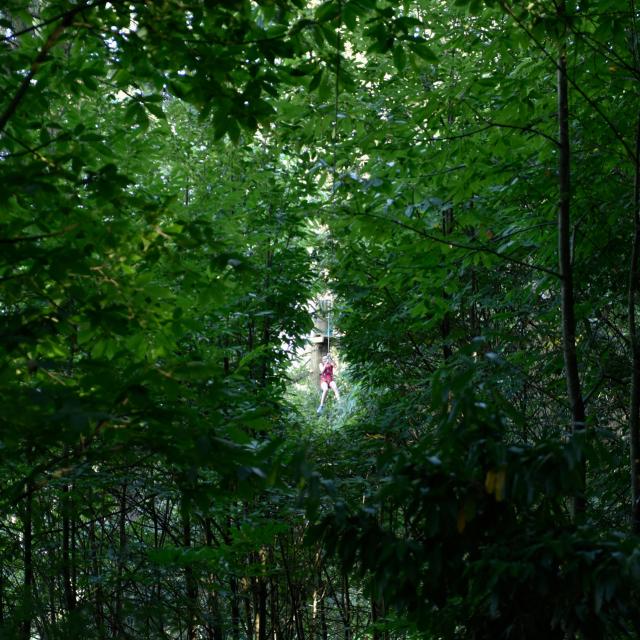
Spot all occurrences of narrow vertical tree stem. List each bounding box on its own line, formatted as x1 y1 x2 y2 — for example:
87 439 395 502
557 7 587 515
629 113 640 532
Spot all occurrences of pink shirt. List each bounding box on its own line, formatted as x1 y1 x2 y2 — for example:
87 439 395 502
321 363 334 383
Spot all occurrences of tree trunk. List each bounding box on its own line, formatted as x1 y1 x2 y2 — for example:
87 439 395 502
280 539 305 640
371 595 387 640
204 518 224 640
260 247 274 384
629 113 640 532
1 558 5 626
342 574 351 640
441 208 454 361
257 548 268 640
470 268 479 338
20 482 33 640
310 570 320 640
231 574 241 640
269 547 279 640
113 483 128 636
557 11 586 516
182 495 198 640
230 514 241 640
319 593 328 640
245 576 254 640
89 513 106 640
62 482 76 613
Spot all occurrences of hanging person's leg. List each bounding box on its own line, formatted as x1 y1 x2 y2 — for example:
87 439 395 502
329 380 340 401
318 381 329 413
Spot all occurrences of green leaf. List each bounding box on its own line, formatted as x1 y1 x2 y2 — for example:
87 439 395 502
315 1 340 22
410 42 439 62
392 44 407 72
320 24 339 48
342 1 360 30
145 102 166 119
227 118 241 143
309 68 324 92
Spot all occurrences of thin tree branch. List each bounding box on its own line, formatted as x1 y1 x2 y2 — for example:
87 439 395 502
0 21 73 135
347 207 561 278
0 0 136 43
0 12 69 43
492 222 556 242
0 0 114 135
480 119 559 147
500 1 636 163
0 134 65 160
0 225 78 244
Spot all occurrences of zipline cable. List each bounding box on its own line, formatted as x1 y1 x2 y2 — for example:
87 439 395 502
326 1 340 359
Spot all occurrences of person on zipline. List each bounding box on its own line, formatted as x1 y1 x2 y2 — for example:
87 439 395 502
317 354 340 414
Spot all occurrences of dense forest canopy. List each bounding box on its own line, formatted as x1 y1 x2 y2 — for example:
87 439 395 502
2 0 640 638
